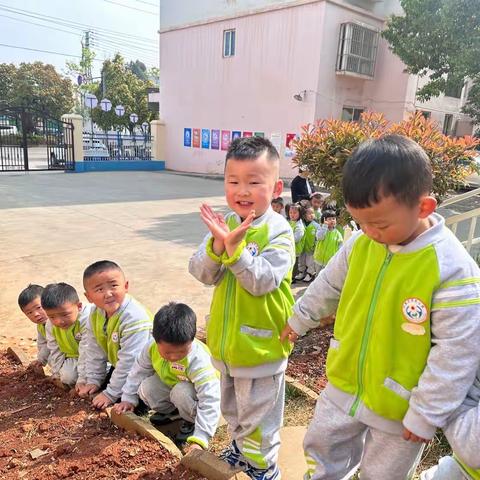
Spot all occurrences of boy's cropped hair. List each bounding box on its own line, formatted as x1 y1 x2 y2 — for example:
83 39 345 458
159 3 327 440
321 210 337 222
41 283 79 310
18 284 44 309
225 136 279 164
83 260 122 282
271 197 284 205
343 134 433 208
152 302 197 345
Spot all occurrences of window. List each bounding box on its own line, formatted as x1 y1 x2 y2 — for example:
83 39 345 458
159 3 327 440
445 75 464 99
443 114 453 135
223 29 235 57
342 106 365 122
337 23 379 78
416 110 431 119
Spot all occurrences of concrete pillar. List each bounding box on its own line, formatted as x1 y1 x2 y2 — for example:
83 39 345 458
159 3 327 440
61 113 84 164
151 119 166 161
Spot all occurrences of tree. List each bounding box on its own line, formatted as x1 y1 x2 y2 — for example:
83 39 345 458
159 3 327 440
127 60 148 81
293 112 479 221
0 62 74 118
383 0 480 115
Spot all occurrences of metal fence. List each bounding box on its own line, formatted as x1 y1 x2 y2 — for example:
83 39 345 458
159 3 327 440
83 132 152 161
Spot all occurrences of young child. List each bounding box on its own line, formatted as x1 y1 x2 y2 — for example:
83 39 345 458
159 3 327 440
41 283 91 388
421 363 480 480
288 203 306 283
281 135 480 480
300 206 319 283
271 197 284 216
18 284 50 369
313 210 343 273
77 260 152 409
189 136 295 479
310 192 324 224
113 302 221 450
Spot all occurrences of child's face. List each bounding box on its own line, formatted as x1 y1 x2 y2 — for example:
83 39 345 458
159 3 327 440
224 154 283 219
45 301 81 329
84 269 129 316
347 194 436 245
22 297 48 325
157 341 192 362
305 208 315 222
289 208 300 221
324 216 336 228
271 201 283 214
311 197 323 210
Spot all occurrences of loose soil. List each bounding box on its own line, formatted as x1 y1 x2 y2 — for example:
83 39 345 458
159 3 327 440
0 351 205 480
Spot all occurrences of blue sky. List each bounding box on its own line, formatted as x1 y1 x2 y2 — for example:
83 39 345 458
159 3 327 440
0 0 159 78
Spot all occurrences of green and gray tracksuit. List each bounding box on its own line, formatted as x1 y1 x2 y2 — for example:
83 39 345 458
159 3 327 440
36 322 50 366
300 220 319 276
289 219 305 257
313 225 343 268
45 304 92 386
121 338 221 448
189 206 295 469
289 213 480 480
84 294 152 402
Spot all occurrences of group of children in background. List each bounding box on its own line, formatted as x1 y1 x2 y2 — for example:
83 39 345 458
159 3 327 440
272 192 346 283
15 135 480 480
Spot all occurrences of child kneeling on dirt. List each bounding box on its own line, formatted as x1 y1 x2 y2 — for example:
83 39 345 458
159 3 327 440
18 284 50 370
113 302 221 450
77 260 153 409
41 283 91 388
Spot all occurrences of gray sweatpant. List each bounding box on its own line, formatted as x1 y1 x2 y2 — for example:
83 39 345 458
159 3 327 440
304 392 424 480
55 358 78 386
221 372 285 470
138 374 197 422
420 456 469 480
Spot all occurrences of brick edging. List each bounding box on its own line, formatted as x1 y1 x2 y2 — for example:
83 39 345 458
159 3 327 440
285 374 319 402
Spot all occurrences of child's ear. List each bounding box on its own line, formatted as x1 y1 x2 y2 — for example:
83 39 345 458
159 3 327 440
419 196 437 218
77 301 82 310
124 280 129 292
273 179 283 199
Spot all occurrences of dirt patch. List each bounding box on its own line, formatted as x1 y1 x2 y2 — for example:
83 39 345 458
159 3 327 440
0 351 205 480
286 325 333 393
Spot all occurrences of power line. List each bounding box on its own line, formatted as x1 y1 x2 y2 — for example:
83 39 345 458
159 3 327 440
133 0 158 7
0 42 103 61
103 0 157 15
0 13 82 37
92 35 158 54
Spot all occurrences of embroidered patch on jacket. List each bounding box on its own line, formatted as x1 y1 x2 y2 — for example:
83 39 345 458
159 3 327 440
111 332 119 343
171 363 186 373
401 298 428 336
246 242 260 256
74 332 82 341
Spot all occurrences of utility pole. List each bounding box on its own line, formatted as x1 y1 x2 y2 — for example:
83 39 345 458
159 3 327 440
82 30 93 81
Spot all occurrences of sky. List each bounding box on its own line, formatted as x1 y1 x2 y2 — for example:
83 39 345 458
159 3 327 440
0 0 159 79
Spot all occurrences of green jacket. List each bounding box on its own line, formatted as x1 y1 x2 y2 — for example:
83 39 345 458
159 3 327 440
313 226 343 265
289 219 305 256
303 221 319 254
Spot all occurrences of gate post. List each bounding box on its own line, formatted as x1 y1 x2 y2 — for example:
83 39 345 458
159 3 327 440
20 108 29 170
150 119 166 162
61 114 83 171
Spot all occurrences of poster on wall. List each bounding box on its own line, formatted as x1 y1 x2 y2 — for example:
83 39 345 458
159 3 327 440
201 129 210 149
285 133 299 157
254 132 265 138
211 129 220 149
221 130 231 150
243 131 253 137
232 131 241 141
192 129 201 148
270 133 282 155
184 128 192 147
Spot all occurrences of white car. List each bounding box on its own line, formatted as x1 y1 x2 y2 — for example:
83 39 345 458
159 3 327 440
83 138 110 158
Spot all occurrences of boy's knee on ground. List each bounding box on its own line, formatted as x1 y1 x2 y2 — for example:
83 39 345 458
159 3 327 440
170 381 197 422
59 363 78 386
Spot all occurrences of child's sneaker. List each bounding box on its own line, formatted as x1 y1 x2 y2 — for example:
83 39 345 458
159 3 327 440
175 420 195 444
294 272 305 281
303 273 314 283
219 441 248 470
150 408 181 426
245 463 281 479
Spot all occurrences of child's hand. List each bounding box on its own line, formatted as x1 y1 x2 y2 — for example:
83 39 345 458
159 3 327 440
77 383 99 398
112 401 135 414
92 392 114 409
280 324 299 343
200 204 229 256
402 428 428 443
74 382 85 395
224 210 255 257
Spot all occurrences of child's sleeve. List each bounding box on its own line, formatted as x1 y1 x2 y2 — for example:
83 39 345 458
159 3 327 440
103 319 151 402
37 329 50 366
45 321 65 376
186 350 221 449
288 233 358 336
316 225 328 240
189 233 226 286
292 221 305 243
121 342 155 405
76 306 91 385
223 222 294 296
403 278 480 440
84 313 109 388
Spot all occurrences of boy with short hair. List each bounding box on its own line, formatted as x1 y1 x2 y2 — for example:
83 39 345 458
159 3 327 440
313 210 343 273
18 284 50 369
77 260 152 409
310 193 324 224
113 302 221 450
189 136 295 479
281 135 480 479
41 283 91 388
271 197 284 216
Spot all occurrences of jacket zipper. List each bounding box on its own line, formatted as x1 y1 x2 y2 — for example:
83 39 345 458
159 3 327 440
349 251 393 416
221 271 235 375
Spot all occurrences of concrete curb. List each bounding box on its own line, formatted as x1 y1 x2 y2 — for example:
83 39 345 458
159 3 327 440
181 450 250 480
6 346 30 366
285 374 319 403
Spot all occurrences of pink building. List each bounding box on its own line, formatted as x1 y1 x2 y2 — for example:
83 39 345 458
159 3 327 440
159 0 473 178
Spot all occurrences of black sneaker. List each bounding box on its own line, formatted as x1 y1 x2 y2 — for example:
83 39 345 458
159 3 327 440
175 420 195 445
133 399 150 416
149 408 181 426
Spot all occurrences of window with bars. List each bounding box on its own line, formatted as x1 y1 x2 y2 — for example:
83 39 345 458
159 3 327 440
223 29 236 57
341 106 365 122
337 23 379 78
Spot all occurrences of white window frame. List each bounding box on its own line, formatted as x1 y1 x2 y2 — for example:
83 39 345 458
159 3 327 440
223 29 236 58
341 106 365 122
443 114 454 135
